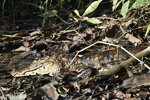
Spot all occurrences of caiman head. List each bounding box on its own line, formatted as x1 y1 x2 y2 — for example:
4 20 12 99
11 54 62 77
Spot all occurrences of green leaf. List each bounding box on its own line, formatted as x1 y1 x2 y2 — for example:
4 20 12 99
58 87 62 93
74 9 80 17
2 0 7 17
81 17 88 21
145 24 150 38
112 0 122 11
83 0 102 16
86 18 102 25
121 1 130 18
130 0 150 9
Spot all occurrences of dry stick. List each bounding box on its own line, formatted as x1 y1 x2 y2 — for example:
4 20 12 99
0 87 6 100
116 25 127 41
66 41 99 69
66 41 150 70
51 11 73 24
120 46 150 70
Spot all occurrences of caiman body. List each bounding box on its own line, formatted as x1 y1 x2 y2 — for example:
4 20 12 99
11 48 141 77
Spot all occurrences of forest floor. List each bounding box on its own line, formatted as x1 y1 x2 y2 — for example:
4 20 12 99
0 0 150 100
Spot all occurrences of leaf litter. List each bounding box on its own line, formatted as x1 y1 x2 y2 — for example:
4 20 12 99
0 0 150 100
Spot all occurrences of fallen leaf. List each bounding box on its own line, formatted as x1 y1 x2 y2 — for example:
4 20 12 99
23 42 32 47
68 13 75 18
4 36 22 41
125 33 141 46
14 32 28 37
41 83 59 100
102 36 119 43
32 42 47 50
106 25 119 38
0 92 27 100
121 73 150 87
73 36 83 41
13 46 30 52
113 90 125 99
85 27 93 35
1 22 10 30
29 29 42 36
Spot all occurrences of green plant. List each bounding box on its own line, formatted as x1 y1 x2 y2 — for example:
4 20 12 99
144 24 150 38
74 0 103 25
112 0 150 18
141 52 148 68
57 0 63 10
2 0 22 26
2 0 7 17
42 0 49 28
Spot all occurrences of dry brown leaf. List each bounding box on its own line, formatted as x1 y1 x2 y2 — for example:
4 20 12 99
121 19 133 28
4 36 22 41
73 33 87 42
23 42 32 47
125 33 141 46
13 46 30 52
104 90 125 99
68 13 74 18
85 27 93 35
73 36 83 41
80 33 87 37
121 73 150 87
0 92 27 100
62 44 69 52
29 29 42 36
2 32 28 41
70 82 80 92
106 25 119 38
1 23 10 30
97 25 108 29
14 32 28 37
102 36 119 43
32 43 47 50
113 90 125 99
41 83 59 100
139 91 148 99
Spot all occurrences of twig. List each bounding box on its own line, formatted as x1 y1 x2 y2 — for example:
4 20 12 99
51 11 73 25
116 24 127 40
0 87 6 100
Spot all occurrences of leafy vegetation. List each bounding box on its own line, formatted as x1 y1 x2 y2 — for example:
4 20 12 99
112 0 150 18
74 0 103 25
2 0 150 27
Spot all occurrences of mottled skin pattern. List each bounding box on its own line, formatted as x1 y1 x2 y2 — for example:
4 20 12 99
11 48 138 77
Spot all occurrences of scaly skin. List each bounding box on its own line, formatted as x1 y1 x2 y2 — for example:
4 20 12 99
11 48 140 77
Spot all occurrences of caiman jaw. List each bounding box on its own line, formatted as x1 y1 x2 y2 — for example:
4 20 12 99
11 55 61 77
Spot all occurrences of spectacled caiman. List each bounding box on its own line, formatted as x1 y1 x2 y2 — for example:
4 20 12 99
11 47 145 77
